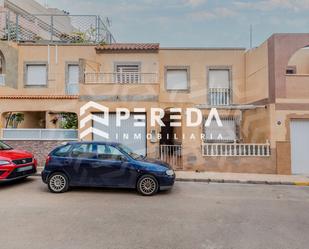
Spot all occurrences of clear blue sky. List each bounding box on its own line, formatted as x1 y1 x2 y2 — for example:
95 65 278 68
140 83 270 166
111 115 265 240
37 0 309 48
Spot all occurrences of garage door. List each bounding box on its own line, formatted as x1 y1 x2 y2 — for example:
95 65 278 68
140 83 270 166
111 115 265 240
93 113 146 156
290 120 309 174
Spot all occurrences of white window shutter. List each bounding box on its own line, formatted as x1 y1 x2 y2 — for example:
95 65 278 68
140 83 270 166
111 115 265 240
209 69 230 88
166 69 188 90
68 65 79 84
26 65 47 86
205 119 237 142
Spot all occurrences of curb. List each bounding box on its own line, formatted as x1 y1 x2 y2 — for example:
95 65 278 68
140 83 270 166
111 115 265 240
176 178 309 186
294 182 309 186
33 174 309 186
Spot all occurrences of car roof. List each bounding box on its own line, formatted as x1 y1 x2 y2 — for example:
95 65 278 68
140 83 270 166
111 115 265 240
65 141 121 146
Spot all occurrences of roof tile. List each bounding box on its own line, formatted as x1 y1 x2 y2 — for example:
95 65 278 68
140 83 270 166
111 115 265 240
0 95 79 99
96 43 160 52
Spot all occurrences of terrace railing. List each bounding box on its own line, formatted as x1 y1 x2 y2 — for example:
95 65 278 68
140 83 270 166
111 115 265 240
2 129 78 141
202 141 271 157
85 72 158 84
0 10 115 44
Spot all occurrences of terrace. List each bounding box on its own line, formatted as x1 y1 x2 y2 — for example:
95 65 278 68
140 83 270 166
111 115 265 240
0 9 115 44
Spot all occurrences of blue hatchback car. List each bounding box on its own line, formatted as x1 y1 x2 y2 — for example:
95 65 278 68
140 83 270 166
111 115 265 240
42 142 175 196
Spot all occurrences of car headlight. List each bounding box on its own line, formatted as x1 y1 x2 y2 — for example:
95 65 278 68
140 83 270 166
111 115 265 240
0 160 10 166
166 169 175 176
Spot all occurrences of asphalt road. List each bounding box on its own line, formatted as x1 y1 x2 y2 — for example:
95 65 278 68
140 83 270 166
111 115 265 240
0 177 309 249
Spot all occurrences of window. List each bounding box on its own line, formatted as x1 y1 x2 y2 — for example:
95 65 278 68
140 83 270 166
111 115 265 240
116 64 140 83
97 144 124 161
166 68 189 91
68 65 79 84
208 69 231 105
208 69 230 88
71 143 96 159
67 64 79 95
52 144 72 157
26 64 47 86
286 66 296 75
204 117 238 142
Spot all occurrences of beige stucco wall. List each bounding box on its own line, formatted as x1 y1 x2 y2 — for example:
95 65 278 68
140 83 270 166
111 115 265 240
0 111 44 128
284 49 309 99
0 41 278 173
244 41 269 103
158 49 246 105
242 106 271 144
285 75 309 99
288 48 309 74
1 44 160 97
1 44 249 104
272 109 309 142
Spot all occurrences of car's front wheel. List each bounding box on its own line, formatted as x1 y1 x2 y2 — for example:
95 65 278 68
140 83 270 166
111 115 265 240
137 175 159 196
48 172 69 193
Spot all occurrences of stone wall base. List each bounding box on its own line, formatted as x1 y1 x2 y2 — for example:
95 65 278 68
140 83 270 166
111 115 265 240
4 141 278 174
3 140 73 167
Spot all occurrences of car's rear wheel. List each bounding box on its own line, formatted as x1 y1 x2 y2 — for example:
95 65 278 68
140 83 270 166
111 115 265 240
137 175 159 196
48 172 69 193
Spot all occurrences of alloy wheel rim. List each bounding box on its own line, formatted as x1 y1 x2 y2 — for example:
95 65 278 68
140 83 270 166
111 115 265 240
140 178 156 195
50 175 66 192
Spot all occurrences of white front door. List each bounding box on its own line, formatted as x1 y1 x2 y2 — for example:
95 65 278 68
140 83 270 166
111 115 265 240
290 120 309 174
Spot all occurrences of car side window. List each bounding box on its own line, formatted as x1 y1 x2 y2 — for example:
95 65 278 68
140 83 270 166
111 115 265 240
97 145 124 161
53 145 72 157
71 144 96 159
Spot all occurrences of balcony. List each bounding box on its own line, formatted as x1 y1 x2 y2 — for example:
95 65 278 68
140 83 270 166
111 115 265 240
285 74 309 99
0 10 115 44
0 74 4 86
85 72 158 84
82 72 159 98
208 88 232 106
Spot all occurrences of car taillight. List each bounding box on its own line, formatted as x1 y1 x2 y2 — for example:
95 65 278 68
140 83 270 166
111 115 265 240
45 156 51 166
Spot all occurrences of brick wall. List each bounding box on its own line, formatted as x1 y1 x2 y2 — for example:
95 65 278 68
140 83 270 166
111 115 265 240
3 140 74 167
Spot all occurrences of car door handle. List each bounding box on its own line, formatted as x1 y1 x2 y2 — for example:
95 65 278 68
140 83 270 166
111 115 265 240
64 160 70 165
92 162 102 168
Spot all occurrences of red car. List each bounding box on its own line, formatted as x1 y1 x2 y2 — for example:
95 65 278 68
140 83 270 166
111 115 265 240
0 141 37 181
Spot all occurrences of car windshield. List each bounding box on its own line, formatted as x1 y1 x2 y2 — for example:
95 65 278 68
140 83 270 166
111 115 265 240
0 141 13 150
118 144 143 160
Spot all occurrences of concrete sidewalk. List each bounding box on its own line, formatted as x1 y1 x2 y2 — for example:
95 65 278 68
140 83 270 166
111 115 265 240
176 171 309 186
36 168 309 186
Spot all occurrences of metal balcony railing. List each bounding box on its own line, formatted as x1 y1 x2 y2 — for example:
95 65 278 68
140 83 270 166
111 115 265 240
202 141 271 157
85 72 158 84
208 88 232 106
0 10 115 44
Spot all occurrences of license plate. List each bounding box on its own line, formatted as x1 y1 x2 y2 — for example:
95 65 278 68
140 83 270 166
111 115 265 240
17 166 33 172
